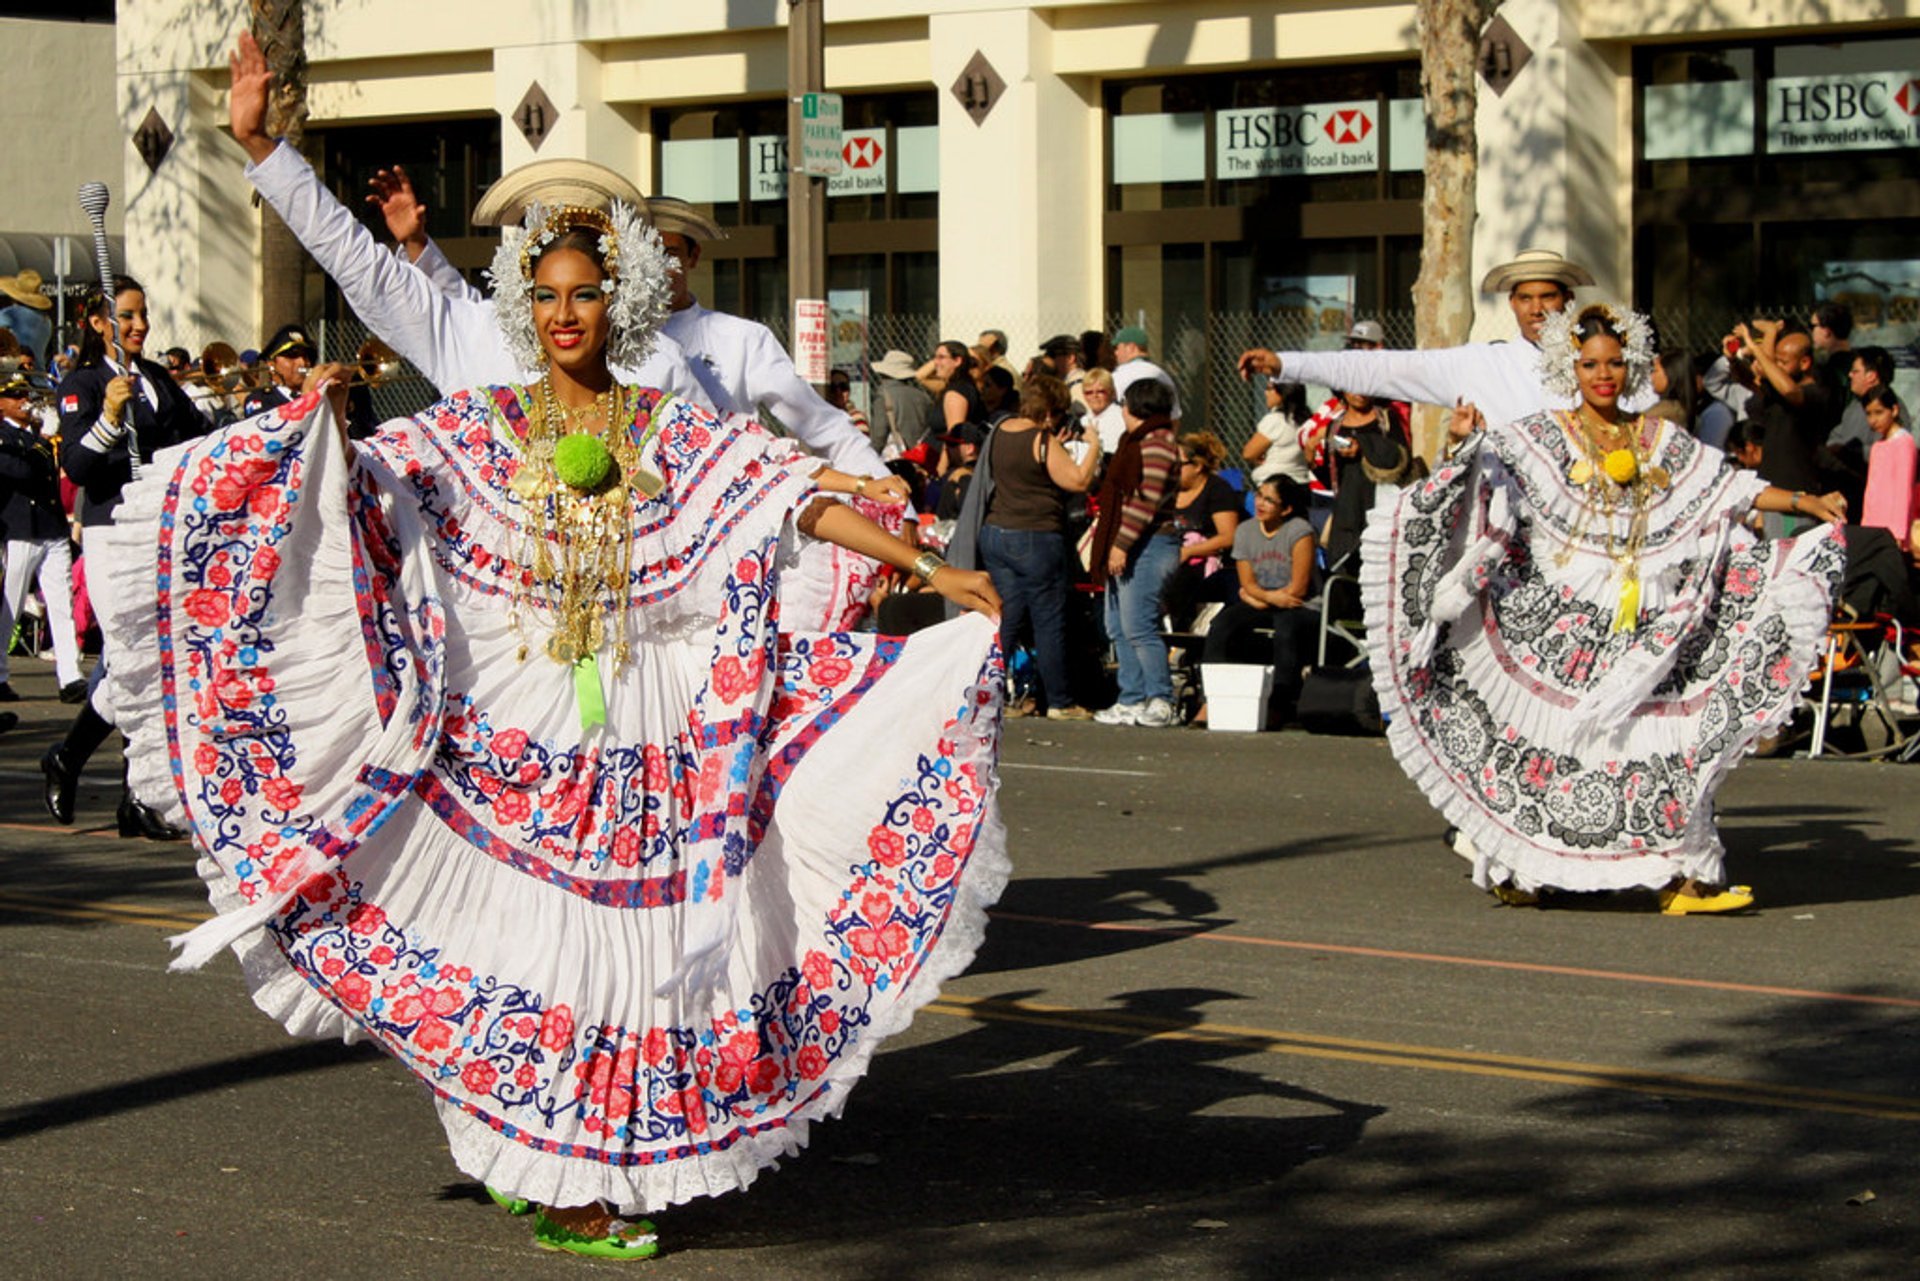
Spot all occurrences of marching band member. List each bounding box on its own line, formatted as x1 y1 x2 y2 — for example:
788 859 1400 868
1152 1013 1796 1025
0 373 83 703
240 323 316 416
43 276 203 839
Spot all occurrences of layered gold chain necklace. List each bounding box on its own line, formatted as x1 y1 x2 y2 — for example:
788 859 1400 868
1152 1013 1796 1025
504 372 665 726
1560 408 1671 633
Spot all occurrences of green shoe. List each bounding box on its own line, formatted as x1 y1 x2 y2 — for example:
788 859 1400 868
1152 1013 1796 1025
485 1184 532 1216
533 1210 660 1260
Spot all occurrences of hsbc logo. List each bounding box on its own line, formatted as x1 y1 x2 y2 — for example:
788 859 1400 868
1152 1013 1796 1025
1898 79 1920 117
1218 101 1381 175
842 135 884 169
1323 109 1373 145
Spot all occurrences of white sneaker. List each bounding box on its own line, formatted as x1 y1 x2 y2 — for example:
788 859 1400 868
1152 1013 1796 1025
1093 703 1141 725
1136 698 1178 727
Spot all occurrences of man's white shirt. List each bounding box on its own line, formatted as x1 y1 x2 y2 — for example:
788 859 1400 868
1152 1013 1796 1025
1276 340 1658 430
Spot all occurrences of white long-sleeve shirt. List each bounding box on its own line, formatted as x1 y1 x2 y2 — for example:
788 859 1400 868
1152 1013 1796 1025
1277 340 1657 432
662 302 888 479
244 142 712 406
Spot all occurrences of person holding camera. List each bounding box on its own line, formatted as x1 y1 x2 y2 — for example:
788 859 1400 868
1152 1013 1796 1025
1725 318 1840 537
963 374 1101 719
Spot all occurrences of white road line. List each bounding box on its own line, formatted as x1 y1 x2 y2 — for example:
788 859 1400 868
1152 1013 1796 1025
1001 762 1157 778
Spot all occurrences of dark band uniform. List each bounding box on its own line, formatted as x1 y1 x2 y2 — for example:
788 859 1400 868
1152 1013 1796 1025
56 356 203 527
241 323 315 418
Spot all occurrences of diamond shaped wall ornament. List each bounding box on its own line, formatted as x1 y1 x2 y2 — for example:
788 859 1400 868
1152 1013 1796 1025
513 82 558 151
951 51 1005 126
133 106 174 173
1478 14 1533 99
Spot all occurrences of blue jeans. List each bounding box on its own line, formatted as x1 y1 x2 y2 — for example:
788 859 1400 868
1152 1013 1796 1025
1104 533 1179 705
979 523 1073 709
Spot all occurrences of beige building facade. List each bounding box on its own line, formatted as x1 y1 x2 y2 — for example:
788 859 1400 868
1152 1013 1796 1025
70 0 1920 422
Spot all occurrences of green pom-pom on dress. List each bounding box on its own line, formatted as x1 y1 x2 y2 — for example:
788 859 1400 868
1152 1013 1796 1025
553 433 614 491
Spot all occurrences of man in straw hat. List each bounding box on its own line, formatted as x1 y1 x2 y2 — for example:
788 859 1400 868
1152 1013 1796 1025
1236 247 1653 430
0 270 54 368
228 33 713 409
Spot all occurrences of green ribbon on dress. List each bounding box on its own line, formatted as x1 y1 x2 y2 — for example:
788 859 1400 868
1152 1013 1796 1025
573 655 607 731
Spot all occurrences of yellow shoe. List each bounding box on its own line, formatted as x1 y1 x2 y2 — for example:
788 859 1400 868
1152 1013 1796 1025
1658 884 1755 915
1490 883 1539 907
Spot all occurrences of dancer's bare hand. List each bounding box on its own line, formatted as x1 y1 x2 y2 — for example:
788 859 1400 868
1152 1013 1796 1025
1801 491 1848 526
931 567 1001 620
304 361 352 423
367 166 429 257
228 32 276 164
858 474 911 506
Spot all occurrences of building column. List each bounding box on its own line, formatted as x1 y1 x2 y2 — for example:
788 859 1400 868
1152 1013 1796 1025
1469 0 1626 338
493 42 648 189
121 69 256 354
927 8 1100 354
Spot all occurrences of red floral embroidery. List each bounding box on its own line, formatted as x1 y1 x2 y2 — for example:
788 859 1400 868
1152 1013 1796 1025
538 1004 574 1052
867 826 905 867
181 588 230 629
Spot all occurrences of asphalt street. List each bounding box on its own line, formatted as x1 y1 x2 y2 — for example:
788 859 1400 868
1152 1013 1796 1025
2 653 1918 1279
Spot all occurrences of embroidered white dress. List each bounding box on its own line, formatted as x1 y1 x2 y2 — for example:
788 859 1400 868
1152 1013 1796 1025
1362 411 1843 894
94 384 1007 1213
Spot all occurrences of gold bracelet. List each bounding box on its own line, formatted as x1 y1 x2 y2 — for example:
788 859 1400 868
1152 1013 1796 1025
911 550 946 582
855 476 868 495
1792 490 1803 512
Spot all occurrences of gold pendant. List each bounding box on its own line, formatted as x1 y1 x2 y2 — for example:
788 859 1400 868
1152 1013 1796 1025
547 634 579 665
1644 464 1671 489
1568 459 1594 485
630 468 665 500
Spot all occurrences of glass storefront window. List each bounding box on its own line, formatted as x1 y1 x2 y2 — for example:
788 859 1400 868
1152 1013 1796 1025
654 93 937 321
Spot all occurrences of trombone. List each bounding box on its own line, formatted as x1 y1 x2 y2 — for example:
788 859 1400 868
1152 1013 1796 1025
0 356 59 408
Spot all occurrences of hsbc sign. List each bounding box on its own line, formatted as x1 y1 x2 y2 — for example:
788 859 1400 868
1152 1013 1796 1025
1216 101 1379 177
1769 71 1920 154
829 129 887 196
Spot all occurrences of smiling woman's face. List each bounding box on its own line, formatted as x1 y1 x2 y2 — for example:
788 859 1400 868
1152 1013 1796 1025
531 246 610 376
1575 333 1626 413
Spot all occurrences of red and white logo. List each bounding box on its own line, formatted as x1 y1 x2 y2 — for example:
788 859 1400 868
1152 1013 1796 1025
1323 109 1373 145
842 136 884 169
61 395 79 414
1896 78 1920 117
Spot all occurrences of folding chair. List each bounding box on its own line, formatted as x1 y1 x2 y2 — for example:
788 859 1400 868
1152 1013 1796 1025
1808 615 1920 760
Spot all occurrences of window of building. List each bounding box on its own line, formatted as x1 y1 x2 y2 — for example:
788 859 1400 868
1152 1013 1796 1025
654 92 939 327
1103 63 1423 430
1635 32 1920 356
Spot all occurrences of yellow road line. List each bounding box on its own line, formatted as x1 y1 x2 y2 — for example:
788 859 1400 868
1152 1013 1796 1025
924 994 1920 1123
9 892 1915 1123
0 891 206 933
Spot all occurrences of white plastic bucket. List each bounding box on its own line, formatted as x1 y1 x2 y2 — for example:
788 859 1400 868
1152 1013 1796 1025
1203 663 1274 732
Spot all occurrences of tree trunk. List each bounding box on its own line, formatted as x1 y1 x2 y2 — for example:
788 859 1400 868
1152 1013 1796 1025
252 0 308 341
1410 0 1500 461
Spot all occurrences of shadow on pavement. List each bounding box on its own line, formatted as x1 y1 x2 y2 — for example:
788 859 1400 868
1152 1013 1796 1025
0 1040 378 1142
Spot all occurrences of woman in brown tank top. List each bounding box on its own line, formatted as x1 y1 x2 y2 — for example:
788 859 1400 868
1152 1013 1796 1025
979 374 1102 718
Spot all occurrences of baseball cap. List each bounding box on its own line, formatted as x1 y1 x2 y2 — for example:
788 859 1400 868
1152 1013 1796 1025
1346 319 1386 346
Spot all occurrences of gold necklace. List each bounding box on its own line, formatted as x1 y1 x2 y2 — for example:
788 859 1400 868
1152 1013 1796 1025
1557 410 1670 633
505 372 644 675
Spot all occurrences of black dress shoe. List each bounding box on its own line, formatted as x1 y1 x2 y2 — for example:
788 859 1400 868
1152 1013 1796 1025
118 790 187 842
0 711 17 735
42 744 78 826
0 682 19 702
59 680 89 704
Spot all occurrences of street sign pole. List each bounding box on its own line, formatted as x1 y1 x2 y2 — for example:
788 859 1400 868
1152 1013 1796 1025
786 0 830 383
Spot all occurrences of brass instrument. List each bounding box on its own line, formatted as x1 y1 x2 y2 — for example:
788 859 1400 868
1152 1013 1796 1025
0 356 59 408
